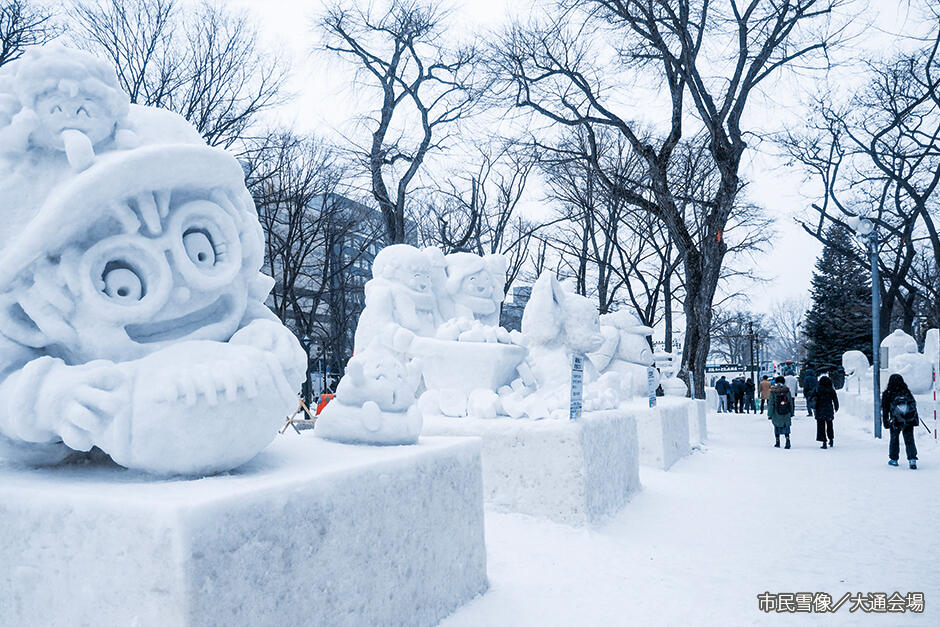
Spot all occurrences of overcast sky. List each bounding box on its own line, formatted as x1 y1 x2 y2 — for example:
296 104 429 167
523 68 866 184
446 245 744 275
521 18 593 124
226 0 930 319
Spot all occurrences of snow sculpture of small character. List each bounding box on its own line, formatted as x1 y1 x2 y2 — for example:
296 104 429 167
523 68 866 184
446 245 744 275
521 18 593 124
655 350 687 397
882 329 932 393
842 350 870 393
587 310 660 398
0 51 305 475
499 272 613 419
313 347 423 445
437 252 506 326
0 45 141 251
352 244 441 355
316 244 435 444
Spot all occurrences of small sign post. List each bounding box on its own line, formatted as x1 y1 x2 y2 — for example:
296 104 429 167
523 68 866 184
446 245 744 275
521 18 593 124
647 366 657 408
569 353 584 420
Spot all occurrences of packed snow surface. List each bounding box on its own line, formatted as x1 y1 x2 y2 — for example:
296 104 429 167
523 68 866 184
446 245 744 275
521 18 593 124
442 409 940 626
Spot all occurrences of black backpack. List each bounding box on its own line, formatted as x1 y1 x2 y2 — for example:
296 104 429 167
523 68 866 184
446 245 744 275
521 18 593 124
889 392 918 428
774 390 792 416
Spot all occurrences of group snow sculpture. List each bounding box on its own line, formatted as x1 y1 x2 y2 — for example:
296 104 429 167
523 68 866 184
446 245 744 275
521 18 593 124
0 45 305 474
841 328 939 395
317 250 666 441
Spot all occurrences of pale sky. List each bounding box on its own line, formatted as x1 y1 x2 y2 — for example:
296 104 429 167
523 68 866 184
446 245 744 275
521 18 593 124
227 0 929 319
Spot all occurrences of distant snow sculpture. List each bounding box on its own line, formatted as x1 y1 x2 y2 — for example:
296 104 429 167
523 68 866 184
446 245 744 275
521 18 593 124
0 45 305 475
841 328 939 395
654 350 687 397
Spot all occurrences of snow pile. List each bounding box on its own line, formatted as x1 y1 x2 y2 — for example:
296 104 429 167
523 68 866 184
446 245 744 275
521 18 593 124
0 45 304 474
423 410 640 525
630 397 692 470
0 433 488 626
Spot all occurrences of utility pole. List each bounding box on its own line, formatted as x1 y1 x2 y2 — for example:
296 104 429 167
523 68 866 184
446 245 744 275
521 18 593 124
871 230 882 439
749 321 756 388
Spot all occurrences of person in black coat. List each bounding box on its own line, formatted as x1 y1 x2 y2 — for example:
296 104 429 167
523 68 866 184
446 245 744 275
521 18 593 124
802 368 818 417
731 377 746 413
744 377 756 413
882 374 919 469
814 375 838 449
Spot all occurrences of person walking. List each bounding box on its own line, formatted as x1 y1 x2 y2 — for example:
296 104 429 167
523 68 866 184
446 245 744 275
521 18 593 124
767 375 794 449
758 376 772 414
803 368 818 417
732 376 746 414
814 375 838 449
744 377 756 414
882 374 919 469
715 376 730 413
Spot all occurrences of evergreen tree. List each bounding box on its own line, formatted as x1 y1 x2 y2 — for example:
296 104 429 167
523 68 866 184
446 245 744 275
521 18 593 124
804 224 872 372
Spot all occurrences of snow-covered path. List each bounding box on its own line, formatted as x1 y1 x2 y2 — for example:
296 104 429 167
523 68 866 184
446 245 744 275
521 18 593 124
442 409 940 626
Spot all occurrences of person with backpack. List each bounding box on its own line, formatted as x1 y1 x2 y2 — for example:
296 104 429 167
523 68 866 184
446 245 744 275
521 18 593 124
715 376 730 413
767 375 794 448
882 374 919 469
814 375 838 449
758 375 772 414
802 368 818 417
744 377 756 413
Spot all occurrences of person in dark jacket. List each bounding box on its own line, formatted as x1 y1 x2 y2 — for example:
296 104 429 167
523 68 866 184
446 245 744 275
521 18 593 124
814 375 838 449
767 375 794 448
715 376 730 413
802 368 818 417
744 377 756 413
731 377 746 413
882 373 919 469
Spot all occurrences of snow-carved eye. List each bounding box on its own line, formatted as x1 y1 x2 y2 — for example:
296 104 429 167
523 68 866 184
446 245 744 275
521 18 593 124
103 265 144 301
77 106 89 118
51 104 62 114
183 228 216 268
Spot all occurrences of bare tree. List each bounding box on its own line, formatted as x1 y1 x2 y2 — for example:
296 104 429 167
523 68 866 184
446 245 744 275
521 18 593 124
320 0 479 243
492 0 846 396
0 0 58 68
767 297 810 362
69 0 287 148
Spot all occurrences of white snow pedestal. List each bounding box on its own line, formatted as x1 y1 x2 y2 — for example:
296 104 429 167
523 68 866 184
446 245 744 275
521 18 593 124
689 399 708 445
631 397 693 470
422 410 640 526
0 434 487 627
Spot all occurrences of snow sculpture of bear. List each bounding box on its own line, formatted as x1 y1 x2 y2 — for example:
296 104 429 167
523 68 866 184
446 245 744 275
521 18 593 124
0 46 306 475
315 244 435 444
498 272 615 419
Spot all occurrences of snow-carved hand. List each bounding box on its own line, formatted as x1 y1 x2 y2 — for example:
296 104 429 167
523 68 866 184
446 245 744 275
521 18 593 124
39 360 129 452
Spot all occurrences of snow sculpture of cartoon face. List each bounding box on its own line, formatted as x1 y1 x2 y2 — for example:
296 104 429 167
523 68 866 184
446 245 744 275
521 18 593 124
0 64 305 474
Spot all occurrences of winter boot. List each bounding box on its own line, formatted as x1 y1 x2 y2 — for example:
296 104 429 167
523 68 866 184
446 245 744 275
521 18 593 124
784 436 791 449
910 460 917 470
820 442 827 449
888 459 899 467
829 439 833 448
774 435 780 448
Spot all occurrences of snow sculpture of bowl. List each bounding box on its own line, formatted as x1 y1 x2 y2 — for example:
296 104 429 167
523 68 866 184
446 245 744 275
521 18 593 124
417 338 526 392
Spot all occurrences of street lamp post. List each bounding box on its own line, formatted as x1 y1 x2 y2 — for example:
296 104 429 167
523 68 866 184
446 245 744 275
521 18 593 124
848 216 882 439
300 333 313 410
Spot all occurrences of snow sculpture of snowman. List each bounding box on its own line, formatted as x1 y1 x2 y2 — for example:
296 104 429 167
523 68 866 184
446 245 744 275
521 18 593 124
0 45 306 475
315 244 437 444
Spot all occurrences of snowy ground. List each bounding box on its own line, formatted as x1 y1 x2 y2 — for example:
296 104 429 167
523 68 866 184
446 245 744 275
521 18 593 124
442 409 940 626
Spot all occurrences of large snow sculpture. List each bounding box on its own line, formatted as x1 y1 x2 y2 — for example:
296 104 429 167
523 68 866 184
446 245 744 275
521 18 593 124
0 45 305 475
498 272 615 419
315 244 435 444
882 329 932 393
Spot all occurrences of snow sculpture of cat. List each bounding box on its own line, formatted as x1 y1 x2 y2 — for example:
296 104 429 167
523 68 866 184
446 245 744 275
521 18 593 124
499 272 615 419
0 45 305 475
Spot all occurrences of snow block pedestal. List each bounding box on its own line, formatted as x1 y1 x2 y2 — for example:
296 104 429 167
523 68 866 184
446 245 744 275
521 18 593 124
0 434 487 627
422 410 639 526
630 397 692 470
689 399 708 445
